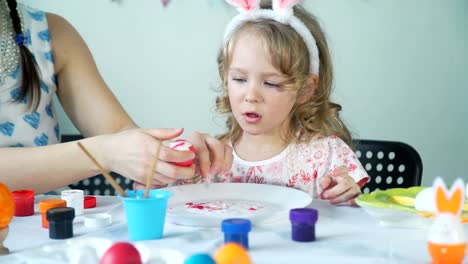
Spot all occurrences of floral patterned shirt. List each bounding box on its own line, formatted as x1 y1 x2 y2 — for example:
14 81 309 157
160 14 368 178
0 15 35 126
197 135 369 197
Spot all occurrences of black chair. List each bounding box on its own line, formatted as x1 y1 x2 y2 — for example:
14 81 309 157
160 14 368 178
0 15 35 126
352 139 423 194
61 135 133 195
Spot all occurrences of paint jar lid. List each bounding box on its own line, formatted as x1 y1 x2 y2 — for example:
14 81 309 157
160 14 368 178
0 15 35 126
84 213 112 228
84 196 96 209
39 199 67 213
289 208 318 224
221 218 251 234
12 189 34 199
46 207 75 222
11 190 35 216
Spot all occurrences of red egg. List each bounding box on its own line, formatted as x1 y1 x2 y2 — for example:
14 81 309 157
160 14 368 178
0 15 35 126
170 139 195 167
100 242 142 264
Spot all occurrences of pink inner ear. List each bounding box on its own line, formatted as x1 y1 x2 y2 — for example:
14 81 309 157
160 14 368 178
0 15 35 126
278 0 302 9
229 0 258 11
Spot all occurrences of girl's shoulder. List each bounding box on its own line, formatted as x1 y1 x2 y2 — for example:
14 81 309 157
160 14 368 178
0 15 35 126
296 133 349 149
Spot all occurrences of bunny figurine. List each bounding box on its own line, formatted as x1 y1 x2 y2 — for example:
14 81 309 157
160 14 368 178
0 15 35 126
427 178 467 264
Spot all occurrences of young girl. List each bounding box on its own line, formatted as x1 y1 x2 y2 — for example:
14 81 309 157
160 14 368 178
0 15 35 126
207 0 369 205
0 0 232 193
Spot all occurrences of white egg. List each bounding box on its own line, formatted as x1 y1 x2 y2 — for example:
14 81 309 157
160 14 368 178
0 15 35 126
414 187 436 213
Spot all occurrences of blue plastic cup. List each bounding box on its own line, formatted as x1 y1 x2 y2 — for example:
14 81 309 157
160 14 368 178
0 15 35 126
119 189 172 241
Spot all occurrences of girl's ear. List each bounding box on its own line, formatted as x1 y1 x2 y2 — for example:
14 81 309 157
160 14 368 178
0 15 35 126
297 74 318 104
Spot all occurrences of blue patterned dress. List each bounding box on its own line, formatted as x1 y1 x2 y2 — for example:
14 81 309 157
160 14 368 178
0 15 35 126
0 4 60 147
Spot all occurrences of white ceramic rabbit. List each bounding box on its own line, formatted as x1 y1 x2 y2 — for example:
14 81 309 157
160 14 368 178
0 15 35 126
427 178 466 264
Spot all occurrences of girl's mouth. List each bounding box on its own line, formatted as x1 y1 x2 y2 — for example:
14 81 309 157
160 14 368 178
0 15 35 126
243 112 262 123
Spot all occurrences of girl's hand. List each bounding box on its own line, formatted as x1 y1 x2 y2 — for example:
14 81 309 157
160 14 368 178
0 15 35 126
92 128 196 185
187 132 233 179
319 165 362 206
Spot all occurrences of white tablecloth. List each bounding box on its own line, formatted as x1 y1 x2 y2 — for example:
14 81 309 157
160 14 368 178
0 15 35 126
2 195 468 264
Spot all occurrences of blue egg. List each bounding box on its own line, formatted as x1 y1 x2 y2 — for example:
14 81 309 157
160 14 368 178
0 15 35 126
184 253 216 264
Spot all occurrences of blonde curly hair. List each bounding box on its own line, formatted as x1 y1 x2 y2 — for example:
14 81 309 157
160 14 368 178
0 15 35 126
216 0 352 147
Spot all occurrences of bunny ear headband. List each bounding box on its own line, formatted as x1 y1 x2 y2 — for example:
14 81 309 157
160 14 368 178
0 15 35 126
224 0 320 75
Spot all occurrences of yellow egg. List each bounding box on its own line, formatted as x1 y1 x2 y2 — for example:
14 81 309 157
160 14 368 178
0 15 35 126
213 243 252 264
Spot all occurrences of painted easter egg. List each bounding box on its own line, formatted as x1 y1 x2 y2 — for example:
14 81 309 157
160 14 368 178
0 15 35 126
170 139 195 167
184 253 216 264
100 242 142 264
0 183 14 229
213 242 252 264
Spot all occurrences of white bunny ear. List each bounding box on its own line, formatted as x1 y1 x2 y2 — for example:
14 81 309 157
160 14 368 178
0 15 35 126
433 177 465 217
274 0 302 9
225 0 260 13
273 0 302 18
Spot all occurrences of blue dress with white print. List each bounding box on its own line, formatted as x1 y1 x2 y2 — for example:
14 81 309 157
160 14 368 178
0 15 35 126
0 4 60 147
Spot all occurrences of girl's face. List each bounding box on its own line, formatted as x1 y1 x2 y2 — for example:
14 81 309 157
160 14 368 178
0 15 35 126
227 32 298 140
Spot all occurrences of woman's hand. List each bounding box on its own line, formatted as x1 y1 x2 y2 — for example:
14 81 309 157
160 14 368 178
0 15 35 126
91 128 196 186
319 166 362 206
187 132 233 180
131 132 234 190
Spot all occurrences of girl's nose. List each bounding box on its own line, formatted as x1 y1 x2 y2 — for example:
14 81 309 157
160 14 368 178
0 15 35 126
244 83 263 103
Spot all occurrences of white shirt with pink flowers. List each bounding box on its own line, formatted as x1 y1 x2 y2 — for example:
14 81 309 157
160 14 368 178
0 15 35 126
202 135 369 197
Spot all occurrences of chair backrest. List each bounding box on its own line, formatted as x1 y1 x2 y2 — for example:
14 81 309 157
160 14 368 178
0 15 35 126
62 135 133 195
352 139 423 194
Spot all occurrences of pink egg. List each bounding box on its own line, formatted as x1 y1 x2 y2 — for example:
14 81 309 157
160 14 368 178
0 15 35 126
169 140 195 167
100 242 142 264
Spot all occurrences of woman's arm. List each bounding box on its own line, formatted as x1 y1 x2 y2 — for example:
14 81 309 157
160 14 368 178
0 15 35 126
49 13 137 136
0 136 103 194
0 14 153 194
0 14 232 193
0 13 134 193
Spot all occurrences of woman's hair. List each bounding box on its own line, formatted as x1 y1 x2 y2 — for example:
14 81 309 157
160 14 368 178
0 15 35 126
215 0 352 146
7 0 41 111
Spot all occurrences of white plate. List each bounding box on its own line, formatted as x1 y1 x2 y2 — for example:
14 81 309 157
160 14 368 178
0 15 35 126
163 183 312 227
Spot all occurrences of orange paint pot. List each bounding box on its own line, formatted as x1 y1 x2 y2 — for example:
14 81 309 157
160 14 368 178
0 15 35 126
427 242 467 264
38 199 67 228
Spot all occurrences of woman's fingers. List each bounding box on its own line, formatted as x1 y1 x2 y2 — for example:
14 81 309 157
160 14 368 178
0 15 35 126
153 161 195 181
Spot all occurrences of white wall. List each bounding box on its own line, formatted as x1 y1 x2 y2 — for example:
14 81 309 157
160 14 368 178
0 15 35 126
20 0 468 186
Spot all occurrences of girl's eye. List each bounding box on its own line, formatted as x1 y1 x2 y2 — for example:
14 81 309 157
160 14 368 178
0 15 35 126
264 81 280 88
232 77 246 83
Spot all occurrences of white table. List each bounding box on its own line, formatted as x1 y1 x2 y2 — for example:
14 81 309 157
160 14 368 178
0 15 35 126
2 195 468 264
